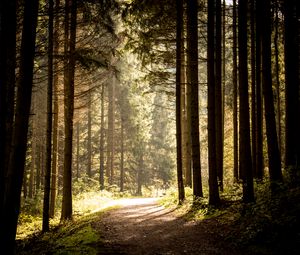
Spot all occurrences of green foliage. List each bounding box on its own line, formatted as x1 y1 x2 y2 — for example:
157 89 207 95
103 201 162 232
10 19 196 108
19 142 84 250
17 211 105 255
225 180 300 254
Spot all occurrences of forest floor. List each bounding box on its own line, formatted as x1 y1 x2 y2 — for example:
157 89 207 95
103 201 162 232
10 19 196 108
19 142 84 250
93 197 241 255
16 193 300 255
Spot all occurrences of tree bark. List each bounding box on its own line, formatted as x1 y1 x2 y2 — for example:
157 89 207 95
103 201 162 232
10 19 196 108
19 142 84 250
0 0 39 251
261 0 282 191
187 0 203 199
99 84 105 190
176 0 185 203
255 0 264 180
61 0 77 221
87 89 92 178
238 0 254 203
120 118 125 192
43 0 54 232
250 0 257 178
215 0 224 193
284 0 299 182
50 0 60 218
0 0 17 216
207 0 220 205
232 0 239 182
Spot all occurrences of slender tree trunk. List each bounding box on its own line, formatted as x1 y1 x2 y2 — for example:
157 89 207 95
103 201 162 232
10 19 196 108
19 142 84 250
120 118 125 192
261 0 282 191
187 0 203 199
250 0 257 178
0 0 39 251
176 0 185 203
274 0 281 155
99 84 105 190
107 74 115 185
185 38 192 188
137 155 143 196
208 0 220 205
222 0 226 187
256 0 264 180
76 123 80 180
61 0 77 221
29 138 36 198
87 89 92 178
50 0 60 218
284 0 299 182
43 0 54 232
215 0 223 193
238 0 254 203
180 10 190 187
232 0 239 182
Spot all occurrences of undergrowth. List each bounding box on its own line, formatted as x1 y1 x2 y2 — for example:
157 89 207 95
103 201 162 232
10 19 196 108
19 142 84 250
16 209 111 255
160 180 300 254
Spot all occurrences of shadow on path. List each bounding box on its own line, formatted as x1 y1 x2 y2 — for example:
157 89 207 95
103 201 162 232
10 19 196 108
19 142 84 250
93 198 239 255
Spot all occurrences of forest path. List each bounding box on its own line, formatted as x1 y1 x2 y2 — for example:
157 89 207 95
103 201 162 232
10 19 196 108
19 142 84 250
93 198 239 255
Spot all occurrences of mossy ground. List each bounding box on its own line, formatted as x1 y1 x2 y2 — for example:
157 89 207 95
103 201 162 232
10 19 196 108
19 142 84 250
16 207 117 255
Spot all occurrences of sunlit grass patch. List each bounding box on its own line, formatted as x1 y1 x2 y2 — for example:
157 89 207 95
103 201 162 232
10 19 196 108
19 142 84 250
17 209 107 255
17 190 120 240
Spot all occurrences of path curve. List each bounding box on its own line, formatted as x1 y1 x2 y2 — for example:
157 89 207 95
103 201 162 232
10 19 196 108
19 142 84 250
93 198 239 255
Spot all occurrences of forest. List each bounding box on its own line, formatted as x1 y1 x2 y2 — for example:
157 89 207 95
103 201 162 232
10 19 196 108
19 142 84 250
0 0 299 254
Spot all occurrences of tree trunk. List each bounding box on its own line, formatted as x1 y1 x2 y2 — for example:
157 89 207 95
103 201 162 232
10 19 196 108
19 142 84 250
261 0 282 191
50 0 60 218
43 0 54 232
107 73 115 185
0 0 17 216
238 0 254 203
99 84 105 190
215 0 223 193
87 89 92 178
61 0 77 221
284 0 299 182
207 0 220 205
76 122 80 180
250 0 257 178
0 0 39 251
137 155 143 196
176 0 185 203
120 118 125 192
187 0 203 199
274 0 281 155
255 0 264 180
232 0 239 182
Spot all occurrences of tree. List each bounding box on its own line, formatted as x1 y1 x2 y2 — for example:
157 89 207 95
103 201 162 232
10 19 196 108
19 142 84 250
284 0 300 184
176 0 185 203
43 0 54 232
106 72 116 185
238 0 254 203
50 0 61 218
255 0 264 180
261 0 282 191
215 0 224 192
61 0 77 221
207 0 220 205
232 0 239 182
0 0 39 251
250 0 257 179
99 83 105 190
0 0 17 216
187 0 203 199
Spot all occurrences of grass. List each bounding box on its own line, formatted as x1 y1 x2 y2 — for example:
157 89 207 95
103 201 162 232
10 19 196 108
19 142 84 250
17 189 120 240
16 208 111 255
160 181 300 255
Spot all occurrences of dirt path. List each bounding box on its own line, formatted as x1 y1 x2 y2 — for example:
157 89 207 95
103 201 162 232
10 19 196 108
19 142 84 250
93 198 239 255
